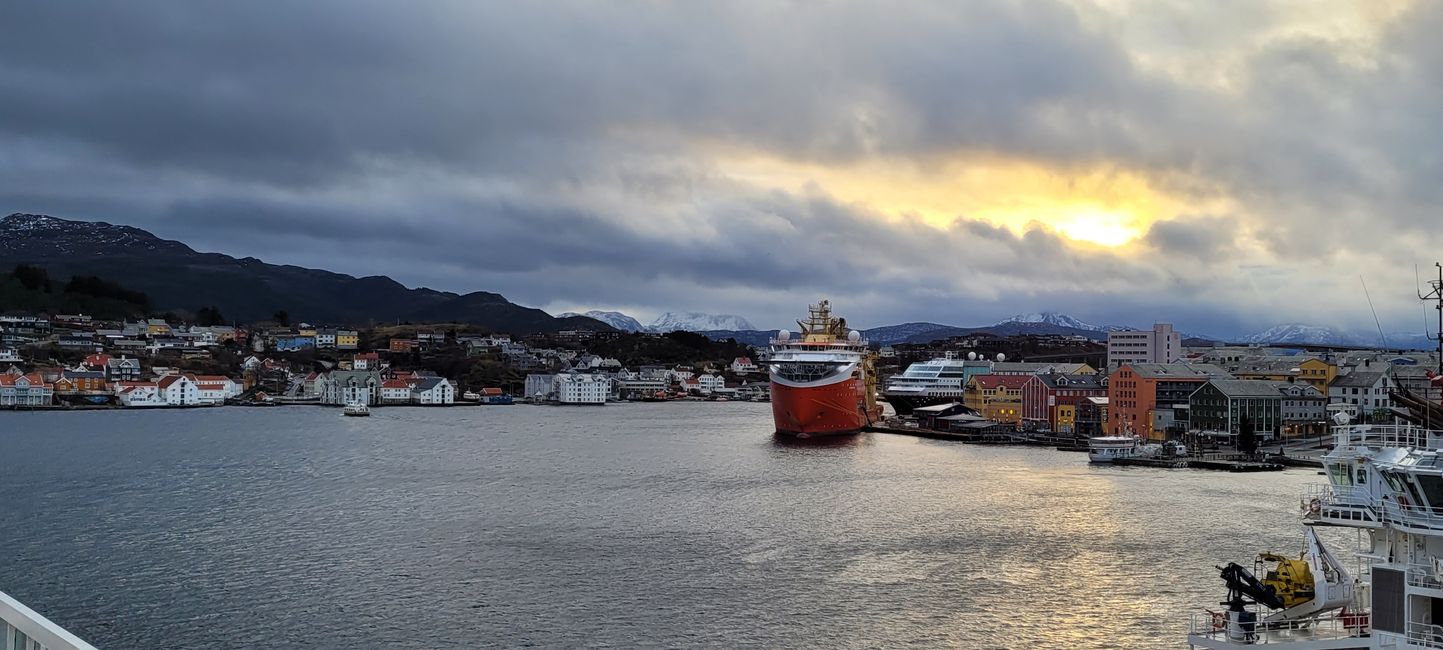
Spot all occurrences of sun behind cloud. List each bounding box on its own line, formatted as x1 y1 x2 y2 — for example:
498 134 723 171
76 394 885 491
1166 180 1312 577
713 149 1216 247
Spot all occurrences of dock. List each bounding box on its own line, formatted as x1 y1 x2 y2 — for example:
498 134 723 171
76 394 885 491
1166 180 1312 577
1113 456 1285 472
866 424 1290 471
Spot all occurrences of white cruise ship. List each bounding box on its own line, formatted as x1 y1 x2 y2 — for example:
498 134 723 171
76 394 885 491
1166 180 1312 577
881 352 981 415
1184 394 1443 649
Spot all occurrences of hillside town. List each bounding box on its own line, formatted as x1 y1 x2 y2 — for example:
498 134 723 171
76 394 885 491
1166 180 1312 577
0 313 769 409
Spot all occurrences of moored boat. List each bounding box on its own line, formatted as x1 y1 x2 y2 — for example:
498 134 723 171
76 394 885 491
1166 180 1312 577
342 401 370 416
769 300 882 438
1087 435 1157 463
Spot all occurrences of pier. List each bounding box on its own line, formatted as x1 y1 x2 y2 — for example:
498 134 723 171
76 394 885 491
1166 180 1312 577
866 424 1291 471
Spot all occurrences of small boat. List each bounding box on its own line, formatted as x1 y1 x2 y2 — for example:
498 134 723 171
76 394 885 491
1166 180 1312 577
462 391 481 401
342 401 370 417
1087 435 1159 463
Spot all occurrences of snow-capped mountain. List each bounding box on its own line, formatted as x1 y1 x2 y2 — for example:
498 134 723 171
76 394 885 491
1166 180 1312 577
1239 324 1359 345
1238 323 1430 349
650 312 756 332
991 312 1114 332
556 310 649 332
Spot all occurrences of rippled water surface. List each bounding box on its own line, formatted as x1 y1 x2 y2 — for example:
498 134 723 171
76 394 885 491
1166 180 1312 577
0 403 1338 648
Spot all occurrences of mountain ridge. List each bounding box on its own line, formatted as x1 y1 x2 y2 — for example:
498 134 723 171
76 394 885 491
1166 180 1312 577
0 213 612 333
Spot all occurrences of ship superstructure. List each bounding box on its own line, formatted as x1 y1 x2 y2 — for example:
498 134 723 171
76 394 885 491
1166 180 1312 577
1186 410 1443 648
768 300 881 437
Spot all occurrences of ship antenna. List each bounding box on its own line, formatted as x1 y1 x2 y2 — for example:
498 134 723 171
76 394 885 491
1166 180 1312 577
1361 275 1387 349
1419 262 1443 377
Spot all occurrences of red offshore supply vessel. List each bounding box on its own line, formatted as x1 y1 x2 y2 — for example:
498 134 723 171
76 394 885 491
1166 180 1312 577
768 300 882 437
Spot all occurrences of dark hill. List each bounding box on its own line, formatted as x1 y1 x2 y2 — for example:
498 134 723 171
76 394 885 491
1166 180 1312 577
0 213 612 333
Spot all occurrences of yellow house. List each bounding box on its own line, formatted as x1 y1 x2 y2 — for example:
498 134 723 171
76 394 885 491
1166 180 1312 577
965 374 1029 425
298 327 318 338
1056 404 1076 431
1298 358 1338 393
146 319 171 336
336 330 360 350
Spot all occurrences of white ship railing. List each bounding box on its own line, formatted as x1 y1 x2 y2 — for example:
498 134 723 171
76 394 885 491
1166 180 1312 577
1333 424 1443 450
1407 564 1443 590
0 589 95 650
1409 621 1443 648
1381 500 1443 531
1187 610 1368 644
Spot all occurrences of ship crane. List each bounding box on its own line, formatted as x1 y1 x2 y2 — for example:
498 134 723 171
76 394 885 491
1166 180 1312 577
1210 528 1355 643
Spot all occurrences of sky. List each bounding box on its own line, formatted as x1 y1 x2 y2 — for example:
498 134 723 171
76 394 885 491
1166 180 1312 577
2 0 1441 335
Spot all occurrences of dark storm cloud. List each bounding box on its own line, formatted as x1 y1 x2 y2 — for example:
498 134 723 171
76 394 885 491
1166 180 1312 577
5 1 1443 334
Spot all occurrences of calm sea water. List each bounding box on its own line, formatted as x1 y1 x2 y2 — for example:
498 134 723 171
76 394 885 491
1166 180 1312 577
0 403 1341 648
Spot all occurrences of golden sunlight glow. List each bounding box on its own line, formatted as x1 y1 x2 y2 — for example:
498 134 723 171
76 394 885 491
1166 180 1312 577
714 150 1223 248
1054 210 1141 247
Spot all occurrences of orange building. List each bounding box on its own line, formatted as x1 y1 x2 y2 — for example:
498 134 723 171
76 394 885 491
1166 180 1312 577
1107 363 1232 440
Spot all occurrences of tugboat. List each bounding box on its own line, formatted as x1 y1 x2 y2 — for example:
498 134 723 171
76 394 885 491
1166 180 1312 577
342 401 370 417
769 300 882 438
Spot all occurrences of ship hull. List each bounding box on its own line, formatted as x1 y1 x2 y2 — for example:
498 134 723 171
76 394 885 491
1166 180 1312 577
771 378 879 437
881 393 964 416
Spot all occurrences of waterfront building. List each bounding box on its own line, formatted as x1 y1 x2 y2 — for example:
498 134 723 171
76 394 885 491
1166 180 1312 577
698 374 725 394
158 374 200 406
1019 372 1107 433
114 381 165 407
557 373 607 404
53 370 108 396
911 401 974 430
413 377 456 405
380 379 413 404
1328 369 1395 422
1107 363 1231 440
1279 381 1328 436
0 348 20 363
1078 396 1108 437
0 373 53 407
963 374 1029 425
524 374 556 401
317 370 381 405
1188 379 1285 439
617 377 668 399
192 375 241 404
1106 323 1181 368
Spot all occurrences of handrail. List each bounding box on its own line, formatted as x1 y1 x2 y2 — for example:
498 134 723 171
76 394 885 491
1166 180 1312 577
1410 621 1443 649
1188 610 1368 643
0 589 96 650
1333 424 1443 450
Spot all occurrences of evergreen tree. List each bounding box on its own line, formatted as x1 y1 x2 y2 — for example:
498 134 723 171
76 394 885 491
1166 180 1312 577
1238 413 1258 456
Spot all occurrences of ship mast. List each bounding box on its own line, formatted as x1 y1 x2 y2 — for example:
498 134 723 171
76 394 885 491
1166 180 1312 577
1421 263 1443 376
